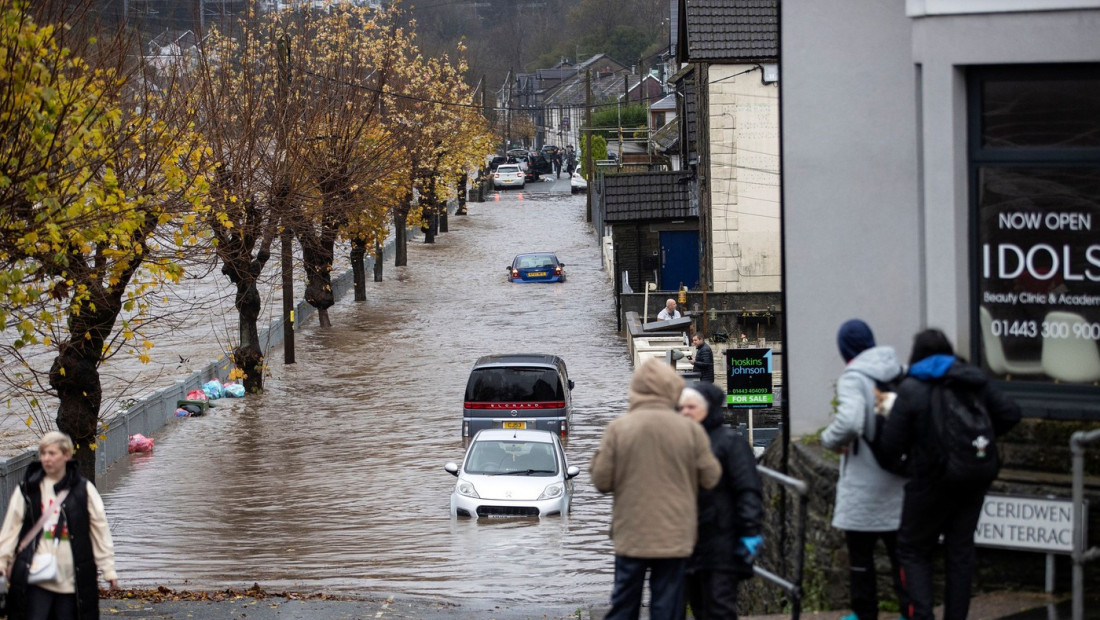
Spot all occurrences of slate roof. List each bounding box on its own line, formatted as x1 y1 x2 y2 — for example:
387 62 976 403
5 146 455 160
651 93 677 111
604 171 695 223
683 0 778 63
652 117 681 153
543 70 639 108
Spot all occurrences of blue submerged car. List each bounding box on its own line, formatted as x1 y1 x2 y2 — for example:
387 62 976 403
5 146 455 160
507 253 566 283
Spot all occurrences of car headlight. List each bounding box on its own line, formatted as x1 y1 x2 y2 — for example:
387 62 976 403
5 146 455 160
538 482 564 500
456 480 480 499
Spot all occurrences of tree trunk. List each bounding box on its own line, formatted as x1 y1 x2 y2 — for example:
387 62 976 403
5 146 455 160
50 285 125 483
50 344 102 482
230 267 264 394
297 221 337 328
456 173 467 215
217 234 271 393
374 240 383 282
394 210 408 266
351 237 367 302
440 202 449 233
423 207 436 244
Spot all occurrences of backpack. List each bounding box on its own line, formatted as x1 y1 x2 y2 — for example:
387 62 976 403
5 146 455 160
849 369 905 472
929 383 1000 484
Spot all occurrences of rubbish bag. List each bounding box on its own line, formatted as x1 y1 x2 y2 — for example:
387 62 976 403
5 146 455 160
128 433 154 453
202 380 225 400
222 383 246 398
186 390 208 401
180 403 205 416
175 408 191 417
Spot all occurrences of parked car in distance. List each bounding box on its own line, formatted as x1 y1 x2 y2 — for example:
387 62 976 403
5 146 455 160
507 252 565 283
570 171 587 194
493 164 525 189
445 429 580 518
462 353 574 440
488 155 507 171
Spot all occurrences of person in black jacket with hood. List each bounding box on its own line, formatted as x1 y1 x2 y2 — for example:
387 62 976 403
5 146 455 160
678 382 764 619
878 329 1020 620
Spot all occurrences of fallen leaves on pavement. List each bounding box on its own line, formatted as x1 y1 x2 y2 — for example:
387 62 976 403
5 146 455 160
101 583 363 603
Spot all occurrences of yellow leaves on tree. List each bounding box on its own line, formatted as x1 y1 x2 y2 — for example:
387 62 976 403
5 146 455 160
0 1 212 385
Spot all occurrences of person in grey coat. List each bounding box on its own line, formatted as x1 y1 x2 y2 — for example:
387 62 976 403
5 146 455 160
821 319 909 620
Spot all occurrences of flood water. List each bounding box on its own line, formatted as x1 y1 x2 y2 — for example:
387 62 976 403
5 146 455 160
100 176 634 604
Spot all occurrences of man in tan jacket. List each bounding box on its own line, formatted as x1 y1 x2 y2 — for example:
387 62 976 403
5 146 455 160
591 358 722 620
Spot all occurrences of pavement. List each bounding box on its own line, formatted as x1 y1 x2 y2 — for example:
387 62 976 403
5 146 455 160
97 588 1098 619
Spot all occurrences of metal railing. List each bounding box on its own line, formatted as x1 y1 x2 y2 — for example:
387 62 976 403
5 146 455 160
1070 429 1100 620
754 464 809 620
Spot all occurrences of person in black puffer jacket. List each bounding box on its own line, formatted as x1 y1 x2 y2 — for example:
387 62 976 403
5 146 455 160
878 329 1020 620
0 432 118 620
679 382 764 619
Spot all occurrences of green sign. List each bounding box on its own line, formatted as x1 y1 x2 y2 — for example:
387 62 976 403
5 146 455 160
725 348 774 408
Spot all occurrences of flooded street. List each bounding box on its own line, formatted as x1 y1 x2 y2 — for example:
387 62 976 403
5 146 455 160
100 176 634 604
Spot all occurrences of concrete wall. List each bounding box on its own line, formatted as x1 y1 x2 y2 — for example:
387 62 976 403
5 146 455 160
708 65 782 293
781 1 922 435
782 2 1100 436
910 8 1100 355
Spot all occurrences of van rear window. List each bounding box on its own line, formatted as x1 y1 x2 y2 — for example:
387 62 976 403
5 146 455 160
465 367 564 402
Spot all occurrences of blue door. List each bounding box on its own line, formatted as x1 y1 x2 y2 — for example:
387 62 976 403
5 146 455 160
659 230 700 291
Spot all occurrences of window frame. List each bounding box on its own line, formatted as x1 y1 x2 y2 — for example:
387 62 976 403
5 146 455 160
967 64 1100 419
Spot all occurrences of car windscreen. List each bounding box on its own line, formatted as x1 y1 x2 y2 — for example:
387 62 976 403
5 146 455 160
515 255 557 270
464 440 558 475
465 367 564 402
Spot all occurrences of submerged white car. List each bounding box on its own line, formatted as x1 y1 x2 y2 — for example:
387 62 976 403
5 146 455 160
445 429 579 518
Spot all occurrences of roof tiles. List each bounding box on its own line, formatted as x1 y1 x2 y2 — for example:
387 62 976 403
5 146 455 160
685 0 778 62
604 171 695 223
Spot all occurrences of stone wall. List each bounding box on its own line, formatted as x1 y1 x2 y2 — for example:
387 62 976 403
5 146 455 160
739 423 1100 615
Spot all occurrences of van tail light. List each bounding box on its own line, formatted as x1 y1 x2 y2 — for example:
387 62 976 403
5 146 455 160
554 265 562 276
511 269 520 278
463 420 469 437
561 421 568 437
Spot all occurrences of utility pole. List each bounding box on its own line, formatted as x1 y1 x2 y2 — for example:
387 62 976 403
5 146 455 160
585 68 593 223
694 63 711 338
276 35 295 364
506 67 514 150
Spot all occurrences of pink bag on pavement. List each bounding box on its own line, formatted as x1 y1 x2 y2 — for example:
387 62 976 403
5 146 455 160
128 433 154 453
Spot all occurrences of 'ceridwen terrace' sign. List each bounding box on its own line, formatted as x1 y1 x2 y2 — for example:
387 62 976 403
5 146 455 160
975 493 1078 554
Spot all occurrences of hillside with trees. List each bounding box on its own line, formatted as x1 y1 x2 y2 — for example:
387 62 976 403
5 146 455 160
406 0 668 90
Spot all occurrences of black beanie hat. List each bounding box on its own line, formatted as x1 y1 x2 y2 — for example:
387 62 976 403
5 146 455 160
837 319 876 362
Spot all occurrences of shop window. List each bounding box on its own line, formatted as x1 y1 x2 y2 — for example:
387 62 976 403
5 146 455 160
970 65 1100 408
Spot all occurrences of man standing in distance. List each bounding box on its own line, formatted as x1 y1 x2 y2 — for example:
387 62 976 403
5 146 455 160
688 333 715 383
657 299 680 320
591 359 722 620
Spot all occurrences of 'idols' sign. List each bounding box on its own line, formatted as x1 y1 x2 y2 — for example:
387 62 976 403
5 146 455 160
725 348 773 408
977 167 1100 386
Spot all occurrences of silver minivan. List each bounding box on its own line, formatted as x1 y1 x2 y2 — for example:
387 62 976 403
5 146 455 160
462 354 574 440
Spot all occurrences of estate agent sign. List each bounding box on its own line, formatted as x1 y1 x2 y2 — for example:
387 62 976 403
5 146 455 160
725 348 774 408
